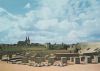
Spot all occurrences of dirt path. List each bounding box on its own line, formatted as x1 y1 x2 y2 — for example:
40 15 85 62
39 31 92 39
0 61 100 71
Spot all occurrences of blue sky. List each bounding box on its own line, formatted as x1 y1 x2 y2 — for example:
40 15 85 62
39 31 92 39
0 0 100 44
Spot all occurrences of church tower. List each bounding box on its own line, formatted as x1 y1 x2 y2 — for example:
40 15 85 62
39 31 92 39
27 36 30 44
25 36 30 45
25 37 27 42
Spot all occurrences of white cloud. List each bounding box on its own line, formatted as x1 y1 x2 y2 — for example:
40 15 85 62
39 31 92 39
24 3 31 9
0 8 17 32
0 0 100 44
35 19 58 30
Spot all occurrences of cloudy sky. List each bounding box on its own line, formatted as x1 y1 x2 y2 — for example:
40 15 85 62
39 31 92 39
0 0 100 44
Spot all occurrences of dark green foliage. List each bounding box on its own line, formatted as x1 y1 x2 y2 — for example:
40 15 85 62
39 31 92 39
46 43 70 50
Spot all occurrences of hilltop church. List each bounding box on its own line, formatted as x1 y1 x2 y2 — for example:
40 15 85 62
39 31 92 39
17 36 30 46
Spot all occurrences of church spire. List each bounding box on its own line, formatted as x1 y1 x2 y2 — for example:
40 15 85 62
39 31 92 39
28 36 29 40
26 36 27 41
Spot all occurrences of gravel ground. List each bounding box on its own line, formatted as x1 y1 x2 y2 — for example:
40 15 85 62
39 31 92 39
0 61 100 71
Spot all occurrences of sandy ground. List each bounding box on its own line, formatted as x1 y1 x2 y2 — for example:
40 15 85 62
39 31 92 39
0 61 100 71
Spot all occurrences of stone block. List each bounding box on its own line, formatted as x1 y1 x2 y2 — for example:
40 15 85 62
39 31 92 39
84 56 92 64
98 57 100 63
61 57 67 64
94 56 98 63
70 57 74 62
74 57 80 64
48 57 55 65
22 57 28 63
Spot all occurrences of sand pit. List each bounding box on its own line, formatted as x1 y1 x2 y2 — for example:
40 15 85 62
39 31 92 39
0 61 100 71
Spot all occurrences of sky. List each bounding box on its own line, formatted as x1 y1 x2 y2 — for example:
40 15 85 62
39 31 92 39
0 0 100 44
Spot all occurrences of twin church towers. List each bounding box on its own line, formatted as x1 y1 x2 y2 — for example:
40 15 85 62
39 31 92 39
25 36 30 44
17 36 30 46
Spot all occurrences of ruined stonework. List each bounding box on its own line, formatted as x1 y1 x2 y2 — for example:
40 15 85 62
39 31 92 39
84 56 92 64
61 57 67 64
48 57 55 65
74 57 80 64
